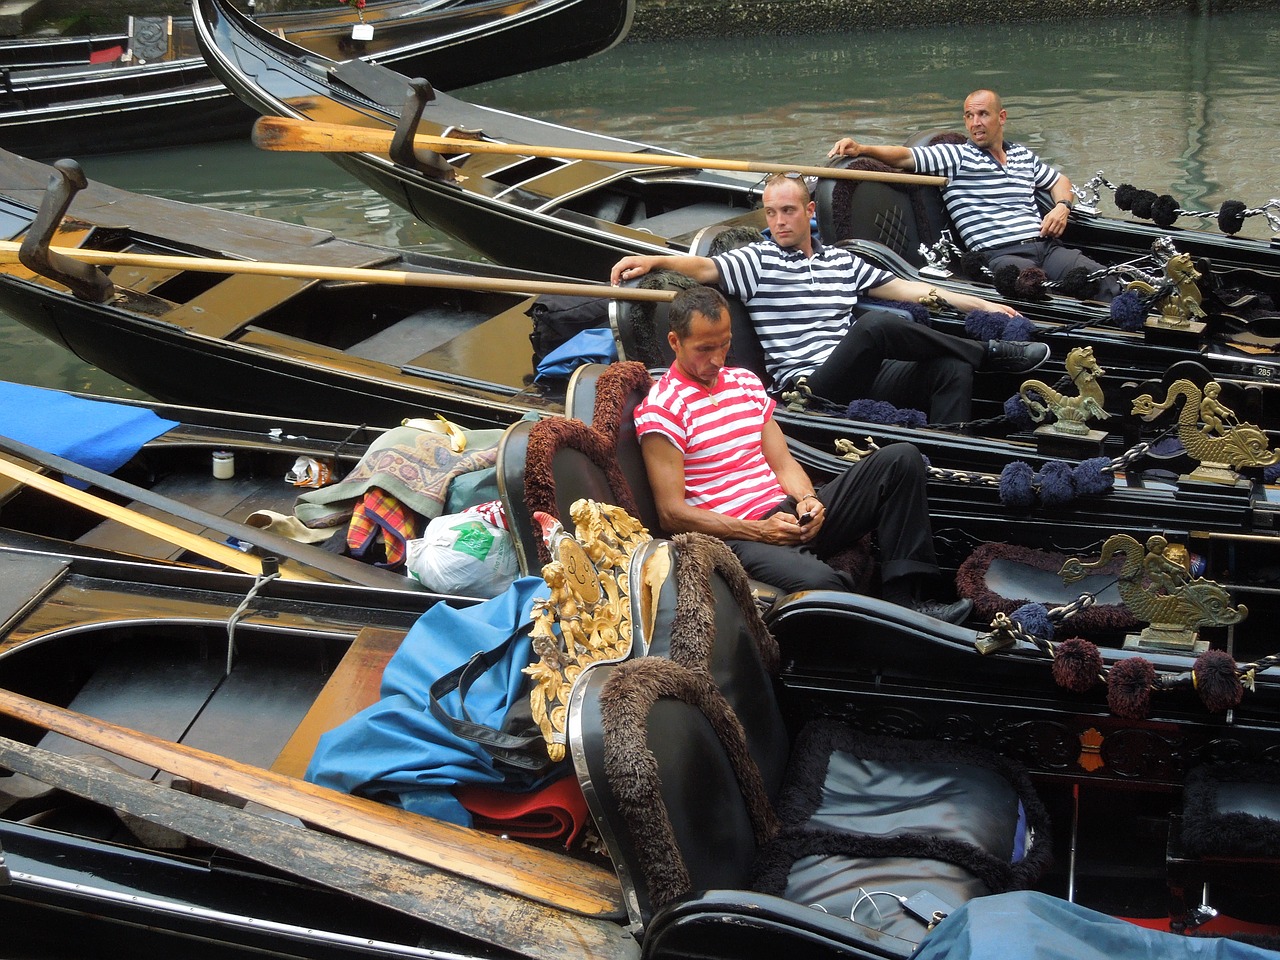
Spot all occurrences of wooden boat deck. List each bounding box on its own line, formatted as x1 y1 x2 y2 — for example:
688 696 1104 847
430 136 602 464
272 625 404 778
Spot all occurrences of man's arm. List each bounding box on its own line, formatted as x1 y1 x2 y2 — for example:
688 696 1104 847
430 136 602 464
827 139 917 171
610 254 719 286
1041 172 1075 239
869 276 1020 318
640 432 815 545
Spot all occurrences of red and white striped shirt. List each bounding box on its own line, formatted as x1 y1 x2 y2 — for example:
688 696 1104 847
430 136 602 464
634 365 785 521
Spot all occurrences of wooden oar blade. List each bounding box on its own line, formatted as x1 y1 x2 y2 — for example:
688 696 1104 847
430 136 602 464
0 687 624 918
253 115 393 154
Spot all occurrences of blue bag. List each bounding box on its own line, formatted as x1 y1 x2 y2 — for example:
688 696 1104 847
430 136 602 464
305 576 562 826
533 327 618 381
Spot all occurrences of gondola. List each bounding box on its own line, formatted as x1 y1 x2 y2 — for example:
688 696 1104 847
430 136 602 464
194 0 1280 400
0 146 1096 472
3 426 1280 957
7 141 1280 572
0 381 445 590
0 0 632 158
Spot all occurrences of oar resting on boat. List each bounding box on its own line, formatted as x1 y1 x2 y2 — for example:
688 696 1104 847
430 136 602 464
0 734 635 960
0 434 411 589
250 115 950 187
0 686 625 923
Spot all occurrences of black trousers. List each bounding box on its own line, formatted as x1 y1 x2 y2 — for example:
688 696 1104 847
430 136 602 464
804 310 984 424
986 239 1123 300
725 443 937 595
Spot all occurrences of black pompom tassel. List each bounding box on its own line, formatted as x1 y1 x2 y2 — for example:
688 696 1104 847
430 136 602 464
1218 200 1247 235
1014 267 1050 302
1131 190 1159 220
1151 194 1180 227
993 264 1021 300
1057 266 1097 300
1053 637 1103 693
1193 649 1243 713
1114 183 1138 211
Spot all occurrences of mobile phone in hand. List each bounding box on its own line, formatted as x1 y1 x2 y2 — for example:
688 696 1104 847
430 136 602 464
798 511 814 526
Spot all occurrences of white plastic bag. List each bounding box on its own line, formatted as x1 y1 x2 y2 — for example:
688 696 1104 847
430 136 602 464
405 507 517 597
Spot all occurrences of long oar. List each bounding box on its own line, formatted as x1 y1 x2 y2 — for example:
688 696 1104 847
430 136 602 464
0 433 413 589
0 737 633 960
251 115 949 187
0 455 309 581
0 239 675 301
0 687 624 918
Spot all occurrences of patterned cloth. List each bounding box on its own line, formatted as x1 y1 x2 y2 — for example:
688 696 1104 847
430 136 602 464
296 424 504 530
347 489 419 567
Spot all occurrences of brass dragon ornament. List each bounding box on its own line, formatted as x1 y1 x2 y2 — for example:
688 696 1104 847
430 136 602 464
1124 250 1206 327
1131 377 1276 482
1019 345 1110 435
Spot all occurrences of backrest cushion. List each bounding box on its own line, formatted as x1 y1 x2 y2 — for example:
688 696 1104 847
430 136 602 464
583 656 779 924
501 415 640 570
666 533 789 798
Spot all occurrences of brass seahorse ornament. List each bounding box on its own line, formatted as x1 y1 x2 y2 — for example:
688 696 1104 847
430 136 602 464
1060 533 1246 653
1124 250 1206 328
1019 345 1111 436
1131 377 1276 484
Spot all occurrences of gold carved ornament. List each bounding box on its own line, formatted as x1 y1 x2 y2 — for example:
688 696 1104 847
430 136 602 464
523 499 669 762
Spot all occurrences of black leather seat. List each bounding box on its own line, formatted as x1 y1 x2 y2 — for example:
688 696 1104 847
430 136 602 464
1167 762 1280 932
495 413 641 574
569 531 1052 952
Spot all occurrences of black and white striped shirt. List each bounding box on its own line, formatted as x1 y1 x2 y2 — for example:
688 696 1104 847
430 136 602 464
909 141 1060 251
713 240 892 389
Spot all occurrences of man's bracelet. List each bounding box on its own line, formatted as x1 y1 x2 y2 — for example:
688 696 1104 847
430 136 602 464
1056 199 1073 210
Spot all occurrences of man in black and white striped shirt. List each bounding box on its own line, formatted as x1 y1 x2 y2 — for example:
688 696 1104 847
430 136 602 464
830 89 1121 300
609 173 1046 425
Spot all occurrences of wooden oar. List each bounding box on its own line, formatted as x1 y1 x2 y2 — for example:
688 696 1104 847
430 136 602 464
0 455 307 581
0 737 634 960
252 114 950 187
0 686 624 918
0 239 675 301
0 434 412 591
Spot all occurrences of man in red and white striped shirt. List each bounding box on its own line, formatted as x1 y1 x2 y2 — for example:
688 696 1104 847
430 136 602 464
634 285 972 623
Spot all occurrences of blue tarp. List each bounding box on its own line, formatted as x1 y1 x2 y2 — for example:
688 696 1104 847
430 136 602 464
305 576 558 826
0 380 177 475
916 892 1278 960
533 327 617 381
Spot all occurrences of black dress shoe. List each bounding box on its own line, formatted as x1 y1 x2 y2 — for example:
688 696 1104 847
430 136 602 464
909 597 974 624
982 340 1050 373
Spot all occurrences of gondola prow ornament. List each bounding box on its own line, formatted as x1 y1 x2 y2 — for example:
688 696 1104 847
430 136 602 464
1060 533 1246 654
1131 375 1276 486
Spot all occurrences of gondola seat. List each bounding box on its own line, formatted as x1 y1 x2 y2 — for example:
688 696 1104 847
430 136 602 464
815 155 955 269
569 532 1052 951
954 542 1142 641
1166 763 1280 932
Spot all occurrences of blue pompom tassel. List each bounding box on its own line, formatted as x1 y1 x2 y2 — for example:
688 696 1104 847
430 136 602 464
1109 291 1148 332
1037 460 1076 506
999 461 1036 507
1011 602 1054 640
1073 457 1115 496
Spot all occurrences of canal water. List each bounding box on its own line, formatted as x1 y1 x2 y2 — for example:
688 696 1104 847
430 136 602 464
4 8 1278 397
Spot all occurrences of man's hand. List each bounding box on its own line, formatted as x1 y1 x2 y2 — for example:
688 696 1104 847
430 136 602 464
1040 204 1070 239
611 256 653 285
758 511 816 545
828 137 861 159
